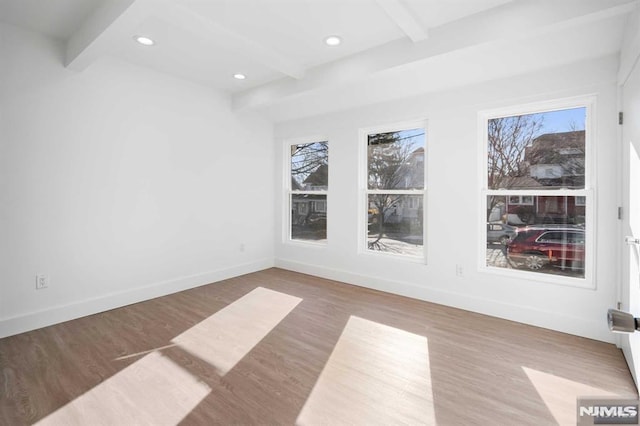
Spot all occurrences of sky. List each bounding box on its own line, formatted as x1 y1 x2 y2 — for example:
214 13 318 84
528 106 586 135
393 128 425 151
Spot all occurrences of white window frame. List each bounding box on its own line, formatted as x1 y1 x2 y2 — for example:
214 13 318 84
508 195 534 206
284 136 328 246
358 119 428 262
313 200 327 213
478 96 596 289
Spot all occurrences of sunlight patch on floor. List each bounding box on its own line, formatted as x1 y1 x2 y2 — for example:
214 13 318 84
172 287 302 375
297 315 434 425
522 366 616 426
36 351 210 426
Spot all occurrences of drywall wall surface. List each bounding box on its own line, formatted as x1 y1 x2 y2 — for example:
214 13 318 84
275 54 621 342
0 23 275 337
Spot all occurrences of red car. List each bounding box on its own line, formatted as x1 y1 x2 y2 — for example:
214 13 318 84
506 227 585 271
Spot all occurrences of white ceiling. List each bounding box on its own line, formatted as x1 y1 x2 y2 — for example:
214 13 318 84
0 0 105 39
0 0 637 121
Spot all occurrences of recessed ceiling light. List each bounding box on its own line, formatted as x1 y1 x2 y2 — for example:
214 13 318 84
134 35 155 46
233 73 247 80
324 35 342 46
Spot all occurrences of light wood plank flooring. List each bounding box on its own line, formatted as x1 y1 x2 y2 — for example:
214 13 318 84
0 268 636 425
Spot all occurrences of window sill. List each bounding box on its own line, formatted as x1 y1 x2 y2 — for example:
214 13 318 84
359 249 427 265
285 239 328 248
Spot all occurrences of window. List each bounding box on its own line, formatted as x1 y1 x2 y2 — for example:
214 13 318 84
508 195 534 205
482 101 592 284
312 200 326 213
363 125 426 258
289 141 328 243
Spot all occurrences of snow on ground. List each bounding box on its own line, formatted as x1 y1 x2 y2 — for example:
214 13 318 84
367 237 423 257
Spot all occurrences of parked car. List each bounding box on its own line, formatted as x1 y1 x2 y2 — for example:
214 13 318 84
305 212 326 228
507 227 585 270
487 223 517 245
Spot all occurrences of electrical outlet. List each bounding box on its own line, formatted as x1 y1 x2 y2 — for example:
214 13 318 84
36 274 49 290
455 265 463 277
239 243 246 252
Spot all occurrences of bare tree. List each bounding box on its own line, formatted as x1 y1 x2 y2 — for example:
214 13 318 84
487 115 543 220
487 115 542 189
291 142 328 189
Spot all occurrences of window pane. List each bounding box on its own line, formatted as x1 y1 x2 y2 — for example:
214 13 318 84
487 107 586 190
367 194 423 256
368 129 425 190
291 142 328 191
291 194 326 242
486 195 585 278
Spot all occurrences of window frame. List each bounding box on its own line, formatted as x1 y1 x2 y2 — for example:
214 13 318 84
284 136 329 246
478 96 596 289
358 119 428 262
508 195 534 206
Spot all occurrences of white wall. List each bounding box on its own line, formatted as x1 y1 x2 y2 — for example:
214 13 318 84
275 54 621 343
618 4 640 386
0 23 275 338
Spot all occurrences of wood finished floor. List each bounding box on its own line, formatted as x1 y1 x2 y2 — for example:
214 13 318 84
0 268 636 425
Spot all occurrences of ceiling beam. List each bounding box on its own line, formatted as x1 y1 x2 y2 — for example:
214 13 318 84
376 0 428 42
65 0 144 71
233 0 637 112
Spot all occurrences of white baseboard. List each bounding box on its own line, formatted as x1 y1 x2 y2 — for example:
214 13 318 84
0 258 274 339
3 257 611 343
275 258 614 343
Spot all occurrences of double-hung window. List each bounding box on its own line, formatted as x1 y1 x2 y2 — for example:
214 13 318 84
363 123 426 258
481 98 593 285
288 140 328 243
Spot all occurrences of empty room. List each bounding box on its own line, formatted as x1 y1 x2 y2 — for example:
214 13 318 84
3 0 640 424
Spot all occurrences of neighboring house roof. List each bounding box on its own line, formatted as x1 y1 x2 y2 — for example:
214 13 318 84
497 176 543 189
525 130 585 165
303 164 328 188
523 130 585 188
